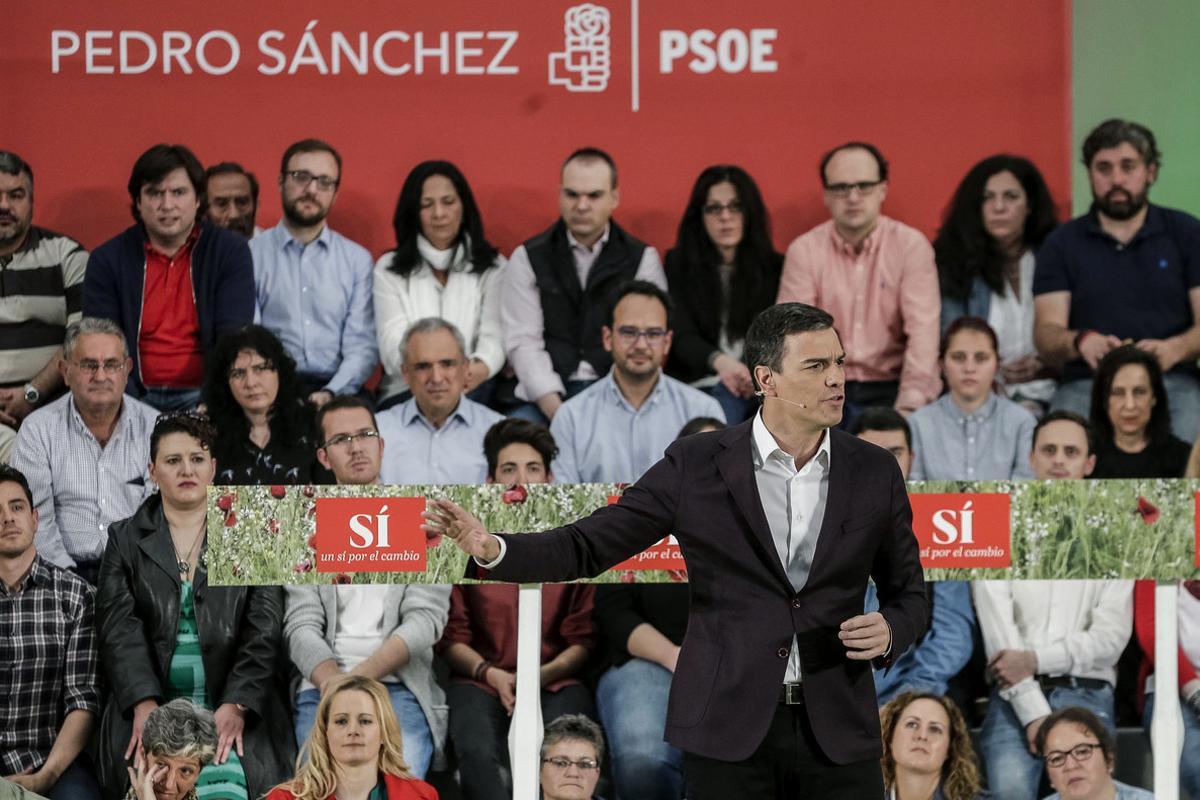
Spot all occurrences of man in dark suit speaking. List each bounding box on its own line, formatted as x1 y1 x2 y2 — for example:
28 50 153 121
424 302 928 796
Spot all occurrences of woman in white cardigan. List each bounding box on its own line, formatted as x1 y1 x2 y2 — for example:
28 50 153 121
373 160 506 408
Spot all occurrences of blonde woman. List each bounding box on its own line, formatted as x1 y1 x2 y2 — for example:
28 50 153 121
266 676 437 800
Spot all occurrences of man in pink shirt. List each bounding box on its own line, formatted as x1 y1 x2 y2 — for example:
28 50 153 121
776 142 940 426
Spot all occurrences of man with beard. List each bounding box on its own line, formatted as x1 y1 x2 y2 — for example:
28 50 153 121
1034 119 1200 441
205 162 260 238
250 139 377 407
0 152 88 463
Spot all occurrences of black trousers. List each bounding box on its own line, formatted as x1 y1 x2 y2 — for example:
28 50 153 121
683 702 883 798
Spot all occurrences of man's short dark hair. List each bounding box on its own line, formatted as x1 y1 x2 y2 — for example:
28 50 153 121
0 464 34 506
0 151 34 196
607 280 672 327
1034 706 1115 764
128 144 206 223
851 406 912 450
483 419 558 480
677 417 726 439
1081 119 1160 170
1032 409 1096 457
819 141 889 185
280 138 343 179
315 395 378 446
205 162 260 202
743 303 835 392
562 147 618 189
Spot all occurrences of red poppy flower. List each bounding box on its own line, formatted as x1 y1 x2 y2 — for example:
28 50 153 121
293 559 313 573
216 494 235 512
619 570 637 584
1135 496 1160 525
426 530 443 549
302 485 316 498
501 485 528 504
268 519 280 535
224 512 238 527
333 573 352 584
270 485 287 499
667 569 688 582
306 534 318 550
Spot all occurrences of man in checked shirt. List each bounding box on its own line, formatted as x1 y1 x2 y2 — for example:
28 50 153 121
0 464 100 799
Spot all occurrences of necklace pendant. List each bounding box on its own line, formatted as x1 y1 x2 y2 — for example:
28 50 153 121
177 560 191 574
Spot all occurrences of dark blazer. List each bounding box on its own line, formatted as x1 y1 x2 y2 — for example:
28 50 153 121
83 220 255 396
95 495 294 800
473 422 928 764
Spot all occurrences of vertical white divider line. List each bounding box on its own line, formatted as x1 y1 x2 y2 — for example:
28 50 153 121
1151 581 1180 799
509 583 545 799
631 0 640 111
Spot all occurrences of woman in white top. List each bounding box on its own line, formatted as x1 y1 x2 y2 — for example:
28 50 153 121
373 161 505 408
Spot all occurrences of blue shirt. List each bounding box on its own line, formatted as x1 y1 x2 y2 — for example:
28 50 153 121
550 369 725 483
1043 780 1153 800
865 580 975 704
908 393 1036 481
377 395 503 485
1032 204 1200 381
250 221 378 394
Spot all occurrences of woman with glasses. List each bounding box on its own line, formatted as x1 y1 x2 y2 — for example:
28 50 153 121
664 165 782 424
96 413 294 799
373 161 505 410
934 156 1059 413
1035 706 1152 799
879 692 986 800
539 715 605 800
201 325 326 486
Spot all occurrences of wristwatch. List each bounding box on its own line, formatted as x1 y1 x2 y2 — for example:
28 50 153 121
23 383 40 405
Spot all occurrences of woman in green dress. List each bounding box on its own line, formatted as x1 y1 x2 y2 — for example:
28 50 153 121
97 413 295 800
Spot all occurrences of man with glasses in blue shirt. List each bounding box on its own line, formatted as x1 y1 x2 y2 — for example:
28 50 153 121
549 280 724 483
251 139 377 407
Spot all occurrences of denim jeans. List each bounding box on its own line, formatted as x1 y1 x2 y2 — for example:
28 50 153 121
979 683 1115 800
47 754 102 800
1051 373 1200 443
1143 693 1200 799
140 386 202 412
294 683 434 778
705 383 756 425
596 658 683 800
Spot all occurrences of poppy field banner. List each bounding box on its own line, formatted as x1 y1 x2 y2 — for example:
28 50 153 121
207 479 1200 586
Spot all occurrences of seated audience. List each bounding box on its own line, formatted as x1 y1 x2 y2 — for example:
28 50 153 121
664 165 782 424
376 319 502 484
437 419 595 800
1035 707 1152 800
0 465 100 800
266 675 438 800
285 396 449 778
84 144 255 411
123 699 217 800
539 715 606 800
908 317 1036 481
777 141 940 424
1133 580 1200 799
934 154 1059 412
973 412 1132 800
1088 344 1190 478
0 151 88 464
550 281 723 483
1033 118 1200 442
853 409 975 706
204 163 259 239
373 161 505 409
96 413 293 799
251 139 377 404
10 318 157 583
879 691 985 800
202 325 324 486
502 147 665 423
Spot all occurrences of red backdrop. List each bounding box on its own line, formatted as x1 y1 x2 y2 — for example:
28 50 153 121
7 1 1071 257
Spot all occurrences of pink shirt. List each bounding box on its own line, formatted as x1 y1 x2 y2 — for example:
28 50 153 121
776 216 941 410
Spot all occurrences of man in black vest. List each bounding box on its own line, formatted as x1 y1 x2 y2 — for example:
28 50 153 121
501 147 665 423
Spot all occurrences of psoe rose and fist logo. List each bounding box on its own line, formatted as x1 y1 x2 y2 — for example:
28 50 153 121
909 493 1011 569
314 497 427 573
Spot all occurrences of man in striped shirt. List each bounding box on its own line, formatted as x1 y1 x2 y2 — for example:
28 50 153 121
0 152 88 463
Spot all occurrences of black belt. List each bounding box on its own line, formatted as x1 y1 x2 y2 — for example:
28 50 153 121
1038 675 1110 692
778 684 805 705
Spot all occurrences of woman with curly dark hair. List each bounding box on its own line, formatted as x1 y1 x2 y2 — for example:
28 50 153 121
934 155 1058 410
201 325 324 485
880 692 986 800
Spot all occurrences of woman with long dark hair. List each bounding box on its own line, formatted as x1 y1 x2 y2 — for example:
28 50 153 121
934 155 1058 410
665 165 782 424
373 161 504 408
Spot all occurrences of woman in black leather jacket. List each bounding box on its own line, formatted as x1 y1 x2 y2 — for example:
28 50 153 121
96 412 294 799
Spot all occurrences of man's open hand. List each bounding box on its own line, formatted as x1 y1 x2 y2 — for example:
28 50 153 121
422 498 500 563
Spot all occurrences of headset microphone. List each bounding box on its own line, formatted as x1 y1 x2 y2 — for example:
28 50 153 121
755 389 807 409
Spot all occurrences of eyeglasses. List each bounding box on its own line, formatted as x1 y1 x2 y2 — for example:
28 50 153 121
541 757 600 771
824 180 883 198
702 201 743 217
615 326 668 345
321 429 380 450
71 359 126 376
1044 742 1101 768
228 362 276 382
284 170 339 192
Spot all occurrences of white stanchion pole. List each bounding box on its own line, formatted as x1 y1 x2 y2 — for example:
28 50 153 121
509 583 545 800
1151 581 1181 800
